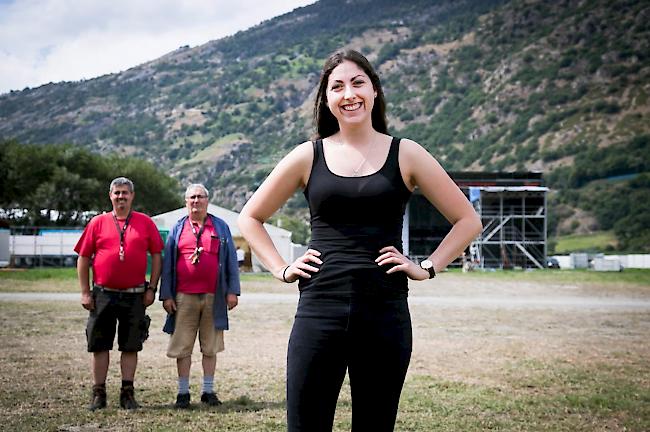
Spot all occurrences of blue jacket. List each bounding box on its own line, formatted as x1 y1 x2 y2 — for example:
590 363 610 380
159 214 241 333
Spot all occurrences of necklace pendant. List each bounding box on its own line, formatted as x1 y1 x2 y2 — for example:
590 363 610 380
119 248 125 262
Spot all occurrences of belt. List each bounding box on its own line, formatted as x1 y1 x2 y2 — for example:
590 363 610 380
94 284 146 294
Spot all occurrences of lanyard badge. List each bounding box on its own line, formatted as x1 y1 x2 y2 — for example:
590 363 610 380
112 211 132 262
190 218 207 265
190 246 204 264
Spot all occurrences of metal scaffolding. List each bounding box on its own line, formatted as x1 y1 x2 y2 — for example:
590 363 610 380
471 186 548 269
404 172 548 269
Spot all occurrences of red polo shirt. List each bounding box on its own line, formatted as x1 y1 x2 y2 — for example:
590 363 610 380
176 218 220 294
74 211 163 289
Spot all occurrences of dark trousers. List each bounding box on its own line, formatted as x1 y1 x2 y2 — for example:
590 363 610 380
287 294 412 432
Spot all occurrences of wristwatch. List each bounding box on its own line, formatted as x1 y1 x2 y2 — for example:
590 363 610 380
419 259 436 279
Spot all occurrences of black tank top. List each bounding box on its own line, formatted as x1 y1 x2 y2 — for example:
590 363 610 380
300 137 412 297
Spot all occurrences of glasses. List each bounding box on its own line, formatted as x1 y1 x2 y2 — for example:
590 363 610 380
187 195 207 200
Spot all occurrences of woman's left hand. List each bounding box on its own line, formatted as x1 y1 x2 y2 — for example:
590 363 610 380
376 246 429 281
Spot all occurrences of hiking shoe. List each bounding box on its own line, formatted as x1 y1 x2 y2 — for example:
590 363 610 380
174 393 191 409
119 385 140 409
200 392 222 406
89 384 107 411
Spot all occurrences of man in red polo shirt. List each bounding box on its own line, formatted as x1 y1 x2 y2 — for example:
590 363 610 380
75 177 163 411
160 183 240 409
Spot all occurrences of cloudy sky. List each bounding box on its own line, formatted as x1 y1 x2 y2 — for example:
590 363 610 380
0 0 316 94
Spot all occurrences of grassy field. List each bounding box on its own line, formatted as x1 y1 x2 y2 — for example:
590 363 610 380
1 267 650 292
554 231 618 254
0 270 649 431
0 270 296 293
443 267 650 287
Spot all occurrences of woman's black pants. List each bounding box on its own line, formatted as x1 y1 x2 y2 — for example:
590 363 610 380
287 294 412 432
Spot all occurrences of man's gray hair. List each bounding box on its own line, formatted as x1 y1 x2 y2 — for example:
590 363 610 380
185 183 209 198
110 177 134 193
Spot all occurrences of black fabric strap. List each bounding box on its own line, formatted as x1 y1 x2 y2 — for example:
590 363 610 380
190 217 207 249
112 210 132 258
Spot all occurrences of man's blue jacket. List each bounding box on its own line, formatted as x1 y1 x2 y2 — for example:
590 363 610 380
159 214 241 333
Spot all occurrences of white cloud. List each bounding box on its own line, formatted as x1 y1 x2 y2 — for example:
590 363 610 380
0 0 315 94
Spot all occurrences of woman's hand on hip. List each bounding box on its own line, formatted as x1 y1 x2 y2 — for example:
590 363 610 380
376 246 429 281
281 249 322 283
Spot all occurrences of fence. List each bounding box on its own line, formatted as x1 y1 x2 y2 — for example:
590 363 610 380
8 228 82 267
551 254 650 270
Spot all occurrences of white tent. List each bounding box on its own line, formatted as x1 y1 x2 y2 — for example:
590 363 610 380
152 204 292 272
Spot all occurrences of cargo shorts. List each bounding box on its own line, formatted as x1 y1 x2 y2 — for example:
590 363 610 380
167 292 224 358
86 286 150 352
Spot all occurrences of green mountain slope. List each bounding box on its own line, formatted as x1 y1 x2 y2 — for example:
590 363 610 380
0 0 649 250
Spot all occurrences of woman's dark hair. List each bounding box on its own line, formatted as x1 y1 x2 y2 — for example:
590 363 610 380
313 49 388 139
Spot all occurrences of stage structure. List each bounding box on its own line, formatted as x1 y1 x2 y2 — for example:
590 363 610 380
404 172 548 269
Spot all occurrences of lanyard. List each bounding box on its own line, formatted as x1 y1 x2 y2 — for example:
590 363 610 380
189 217 207 264
191 218 207 249
112 210 132 261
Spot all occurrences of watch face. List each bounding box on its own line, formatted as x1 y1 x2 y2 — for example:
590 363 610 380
420 259 436 279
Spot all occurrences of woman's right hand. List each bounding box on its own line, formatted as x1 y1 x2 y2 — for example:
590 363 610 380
280 249 322 283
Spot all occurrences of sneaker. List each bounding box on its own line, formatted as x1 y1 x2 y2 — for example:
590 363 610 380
119 385 140 409
200 392 222 406
174 393 191 409
89 384 107 411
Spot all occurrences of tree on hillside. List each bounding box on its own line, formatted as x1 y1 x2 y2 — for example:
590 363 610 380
611 174 650 253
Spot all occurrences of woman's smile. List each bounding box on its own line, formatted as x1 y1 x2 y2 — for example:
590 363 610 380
341 102 363 111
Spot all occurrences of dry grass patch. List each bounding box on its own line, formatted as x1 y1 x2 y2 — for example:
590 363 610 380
0 274 649 430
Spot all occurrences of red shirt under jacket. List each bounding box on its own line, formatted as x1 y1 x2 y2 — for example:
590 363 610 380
175 218 219 294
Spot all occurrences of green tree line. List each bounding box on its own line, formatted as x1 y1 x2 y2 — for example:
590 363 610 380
0 140 183 226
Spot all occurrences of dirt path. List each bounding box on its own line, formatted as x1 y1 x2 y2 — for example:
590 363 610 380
0 278 650 311
2 291 649 310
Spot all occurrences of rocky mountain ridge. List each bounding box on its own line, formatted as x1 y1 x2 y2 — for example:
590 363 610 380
1 0 648 250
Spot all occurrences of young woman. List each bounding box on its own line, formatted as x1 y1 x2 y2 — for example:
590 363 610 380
238 49 482 431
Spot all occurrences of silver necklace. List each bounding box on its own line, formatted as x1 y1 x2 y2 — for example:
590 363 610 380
350 141 375 176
